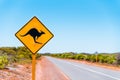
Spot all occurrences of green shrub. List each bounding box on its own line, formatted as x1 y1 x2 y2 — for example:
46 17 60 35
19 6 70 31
89 54 96 62
0 55 8 69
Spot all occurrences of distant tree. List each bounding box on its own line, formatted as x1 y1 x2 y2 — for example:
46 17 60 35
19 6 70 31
116 53 120 65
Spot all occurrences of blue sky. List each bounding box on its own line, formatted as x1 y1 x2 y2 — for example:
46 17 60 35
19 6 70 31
0 0 120 53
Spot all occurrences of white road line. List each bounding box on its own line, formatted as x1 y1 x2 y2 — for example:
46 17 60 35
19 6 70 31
46 58 70 80
62 61 120 80
57 67 71 80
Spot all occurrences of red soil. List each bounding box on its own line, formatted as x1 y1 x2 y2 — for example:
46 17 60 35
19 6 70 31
36 57 69 80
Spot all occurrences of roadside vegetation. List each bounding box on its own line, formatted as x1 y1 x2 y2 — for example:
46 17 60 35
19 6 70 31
1 47 120 69
0 47 41 69
45 52 120 66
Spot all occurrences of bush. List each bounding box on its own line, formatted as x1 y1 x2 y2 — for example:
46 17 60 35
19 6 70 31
0 47 42 66
74 54 84 60
0 55 8 69
89 54 96 62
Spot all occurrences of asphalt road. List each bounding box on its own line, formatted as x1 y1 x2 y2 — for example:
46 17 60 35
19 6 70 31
46 56 120 80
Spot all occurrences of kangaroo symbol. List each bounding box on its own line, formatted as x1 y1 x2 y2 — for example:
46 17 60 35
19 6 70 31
21 28 45 44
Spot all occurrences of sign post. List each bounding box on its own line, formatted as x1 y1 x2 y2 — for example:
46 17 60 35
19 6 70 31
32 54 36 80
15 16 54 80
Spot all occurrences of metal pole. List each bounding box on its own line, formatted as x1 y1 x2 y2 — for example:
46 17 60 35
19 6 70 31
95 51 98 62
96 54 97 62
32 54 36 80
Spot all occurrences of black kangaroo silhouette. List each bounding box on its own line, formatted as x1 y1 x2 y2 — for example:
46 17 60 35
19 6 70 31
21 28 45 44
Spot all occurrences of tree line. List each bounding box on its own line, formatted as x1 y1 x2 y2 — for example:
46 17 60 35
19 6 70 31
45 52 120 65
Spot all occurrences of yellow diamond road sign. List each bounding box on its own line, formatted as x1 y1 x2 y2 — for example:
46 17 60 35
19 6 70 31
15 16 54 54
